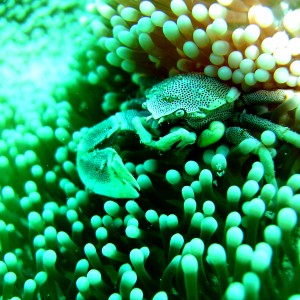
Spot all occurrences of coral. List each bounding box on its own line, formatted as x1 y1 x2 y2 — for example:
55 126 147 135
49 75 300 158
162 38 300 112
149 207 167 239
0 0 300 299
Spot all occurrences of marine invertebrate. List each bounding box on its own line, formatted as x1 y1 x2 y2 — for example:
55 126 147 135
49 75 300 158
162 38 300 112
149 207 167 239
76 110 148 198
84 0 300 90
77 73 300 198
1 0 300 299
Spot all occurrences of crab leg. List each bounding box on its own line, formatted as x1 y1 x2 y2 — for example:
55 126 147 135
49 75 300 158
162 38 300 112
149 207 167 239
132 116 197 151
232 112 300 148
77 115 119 154
77 110 148 199
78 110 148 153
241 89 295 105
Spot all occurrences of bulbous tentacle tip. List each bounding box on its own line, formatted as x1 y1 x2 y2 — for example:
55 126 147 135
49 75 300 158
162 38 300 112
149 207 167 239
197 121 225 148
77 148 140 199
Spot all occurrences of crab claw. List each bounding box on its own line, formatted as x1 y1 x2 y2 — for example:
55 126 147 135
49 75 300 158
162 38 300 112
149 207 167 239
77 148 140 199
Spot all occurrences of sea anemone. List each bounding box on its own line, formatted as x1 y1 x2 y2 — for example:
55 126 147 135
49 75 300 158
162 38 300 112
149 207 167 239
83 0 300 91
0 0 300 299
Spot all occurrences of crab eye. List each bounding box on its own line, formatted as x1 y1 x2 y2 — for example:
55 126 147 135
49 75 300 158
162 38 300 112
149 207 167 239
142 102 147 109
174 109 185 118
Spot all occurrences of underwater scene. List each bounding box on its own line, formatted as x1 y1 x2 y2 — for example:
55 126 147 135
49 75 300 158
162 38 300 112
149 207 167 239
1 0 300 299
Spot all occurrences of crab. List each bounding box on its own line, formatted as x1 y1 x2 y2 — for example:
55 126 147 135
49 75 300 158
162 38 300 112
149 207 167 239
76 73 300 199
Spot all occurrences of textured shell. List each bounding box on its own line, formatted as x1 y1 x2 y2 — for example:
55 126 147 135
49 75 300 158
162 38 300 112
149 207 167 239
145 73 233 119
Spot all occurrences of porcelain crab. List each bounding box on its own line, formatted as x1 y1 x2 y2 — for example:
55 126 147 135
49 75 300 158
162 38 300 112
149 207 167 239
76 73 300 199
